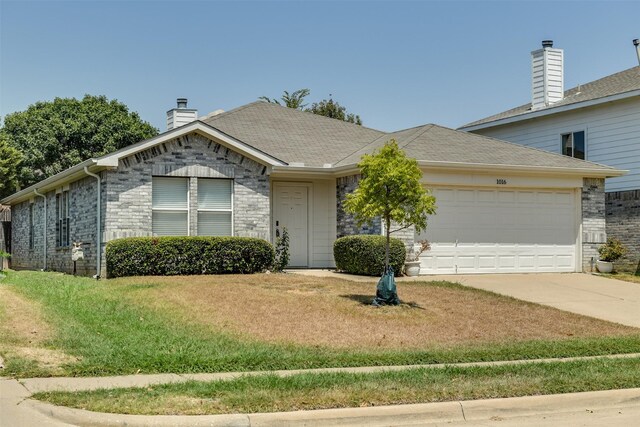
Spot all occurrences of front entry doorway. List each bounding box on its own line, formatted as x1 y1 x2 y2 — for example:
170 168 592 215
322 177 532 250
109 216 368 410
273 183 309 267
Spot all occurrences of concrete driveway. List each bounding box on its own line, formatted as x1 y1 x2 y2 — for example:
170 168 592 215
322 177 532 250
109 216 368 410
436 273 640 328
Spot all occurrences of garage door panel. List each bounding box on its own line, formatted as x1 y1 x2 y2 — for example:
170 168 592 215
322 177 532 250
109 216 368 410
417 187 578 274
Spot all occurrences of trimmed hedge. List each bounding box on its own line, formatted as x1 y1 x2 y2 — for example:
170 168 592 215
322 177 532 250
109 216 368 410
106 237 275 278
333 235 406 277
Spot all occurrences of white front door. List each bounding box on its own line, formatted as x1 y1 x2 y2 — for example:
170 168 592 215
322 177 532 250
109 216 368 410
274 184 309 267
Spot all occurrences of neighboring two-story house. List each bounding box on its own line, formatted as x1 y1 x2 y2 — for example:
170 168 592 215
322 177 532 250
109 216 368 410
460 41 640 273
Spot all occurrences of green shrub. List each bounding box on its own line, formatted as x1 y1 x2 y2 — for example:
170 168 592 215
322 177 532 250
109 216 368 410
598 237 628 262
106 237 275 278
273 227 290 272
333 235 406 276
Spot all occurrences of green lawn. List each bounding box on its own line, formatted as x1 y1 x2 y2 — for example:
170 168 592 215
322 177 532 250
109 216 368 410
2 270 640 378
33 357 640 415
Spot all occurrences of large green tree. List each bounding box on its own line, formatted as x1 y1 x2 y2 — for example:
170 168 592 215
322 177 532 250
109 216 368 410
307 98 362 125
1 95 158 193
0 133 22 198
259 89 362 125
344 140 437 270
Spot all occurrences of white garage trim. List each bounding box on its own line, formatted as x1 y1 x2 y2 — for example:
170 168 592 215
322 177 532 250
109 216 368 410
418 185 581 274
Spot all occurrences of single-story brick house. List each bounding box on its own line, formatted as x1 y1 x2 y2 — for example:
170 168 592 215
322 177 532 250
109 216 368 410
1 101 624 277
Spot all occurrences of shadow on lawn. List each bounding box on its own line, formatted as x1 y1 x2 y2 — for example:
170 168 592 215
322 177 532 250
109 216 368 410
340 294 426 310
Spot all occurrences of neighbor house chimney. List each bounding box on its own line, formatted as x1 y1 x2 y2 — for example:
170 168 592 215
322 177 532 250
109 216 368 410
531 40 564 109
633 39 640 66
166 98 198 130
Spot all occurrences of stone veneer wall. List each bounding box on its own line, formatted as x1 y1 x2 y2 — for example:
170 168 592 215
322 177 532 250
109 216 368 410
11 175 104 276
336 175 415 249
581 178 607 272
606 189 640 273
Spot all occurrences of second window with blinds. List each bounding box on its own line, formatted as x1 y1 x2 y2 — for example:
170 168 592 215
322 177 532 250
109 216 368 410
151 177 232 237
197 178 232 236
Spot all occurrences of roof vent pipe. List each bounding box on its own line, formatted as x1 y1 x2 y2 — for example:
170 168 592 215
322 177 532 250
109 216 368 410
634 39 640 66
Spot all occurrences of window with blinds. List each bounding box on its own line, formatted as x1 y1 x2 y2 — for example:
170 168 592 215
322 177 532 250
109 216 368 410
56 191 70 247
197 179 232 236
152 177 189 236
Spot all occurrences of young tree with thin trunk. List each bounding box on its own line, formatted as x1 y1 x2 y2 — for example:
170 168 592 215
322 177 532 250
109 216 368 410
343 140 436 272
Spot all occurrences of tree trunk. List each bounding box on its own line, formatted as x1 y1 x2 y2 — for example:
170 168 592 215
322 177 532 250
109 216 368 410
385 216 391 272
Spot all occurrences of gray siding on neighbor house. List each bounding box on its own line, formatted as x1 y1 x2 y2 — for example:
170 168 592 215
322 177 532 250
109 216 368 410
606 189 640 273
471 97 640 193
581 178 607 271
103 132 270 256
10 176 104 276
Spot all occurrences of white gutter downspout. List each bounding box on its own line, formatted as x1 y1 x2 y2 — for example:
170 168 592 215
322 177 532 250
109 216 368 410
84 167 102 279
33 189 47 271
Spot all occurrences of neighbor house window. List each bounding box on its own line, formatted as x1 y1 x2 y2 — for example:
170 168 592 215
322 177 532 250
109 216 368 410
197 179 233 236
56 191 70 247
29 203 34 250
561 131 585 160
152 177 189 236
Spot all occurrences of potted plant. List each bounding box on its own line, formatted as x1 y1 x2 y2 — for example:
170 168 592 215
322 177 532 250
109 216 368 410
596 237 627 273
405 240 430 277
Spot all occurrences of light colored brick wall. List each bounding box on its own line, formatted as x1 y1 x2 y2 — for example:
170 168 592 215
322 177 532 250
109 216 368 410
582 178 607 272
10 176 103 276
11 132 270 277
103 132 270 274
606 189 640 273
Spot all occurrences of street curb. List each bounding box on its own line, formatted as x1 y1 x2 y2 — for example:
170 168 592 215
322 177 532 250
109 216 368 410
24 388 640 427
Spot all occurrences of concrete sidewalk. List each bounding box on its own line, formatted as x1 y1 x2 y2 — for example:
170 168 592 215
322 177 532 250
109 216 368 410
2 353 640 426
292 270 640 328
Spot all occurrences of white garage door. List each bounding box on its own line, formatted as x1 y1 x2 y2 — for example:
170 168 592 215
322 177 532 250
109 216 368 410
417 187 578 274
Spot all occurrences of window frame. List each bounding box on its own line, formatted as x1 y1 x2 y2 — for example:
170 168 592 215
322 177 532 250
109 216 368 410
28 202 34 250
561 130 587 160
56 190 70 248
197 178 234 237
151 176 190 236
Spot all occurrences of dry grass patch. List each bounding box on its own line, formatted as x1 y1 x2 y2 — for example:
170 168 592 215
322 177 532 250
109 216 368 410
0 285 78 373
113 274 637 350
601 272 640 284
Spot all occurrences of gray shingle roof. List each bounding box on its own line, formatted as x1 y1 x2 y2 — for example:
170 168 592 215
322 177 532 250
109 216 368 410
335 124 618 171
461 66 640 128
201 101 617 173
202 101 384 167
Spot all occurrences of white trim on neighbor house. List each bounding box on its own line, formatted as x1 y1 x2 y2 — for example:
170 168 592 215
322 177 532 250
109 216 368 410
460 89 640 132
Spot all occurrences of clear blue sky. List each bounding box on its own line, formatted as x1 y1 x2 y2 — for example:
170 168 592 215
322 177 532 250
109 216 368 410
1 0 639 132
